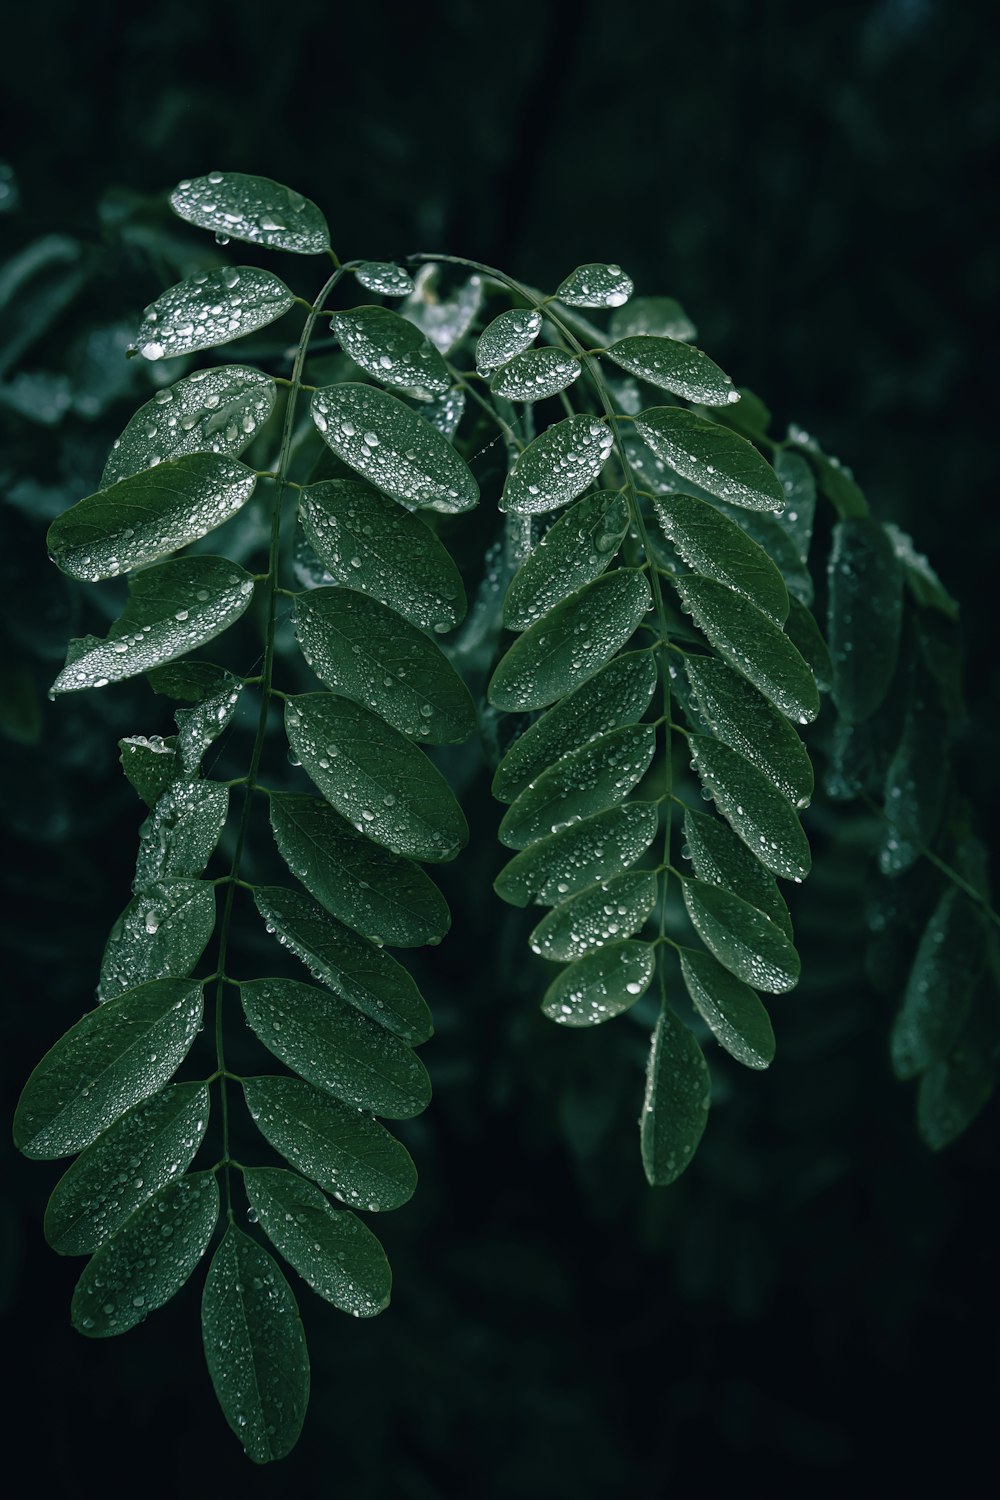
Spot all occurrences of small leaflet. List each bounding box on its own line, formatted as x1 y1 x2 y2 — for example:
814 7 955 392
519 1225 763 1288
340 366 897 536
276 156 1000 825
607 335 738 407
684 656 814 808
498 723 657 850
488 570 652 712
332 305 452 397
133 267 295 361
541 940 655 1026
311 383 478 513
476 308 543 376
503 490 630 630
827 517 904 724
48 452 257 581
119 735 179 808
654 492 789 624
530 870 658 963
636 407 785 512
688 733 810 882
555 263 634 309
501 414 614 515
679 947 775 1071
71 1172 219 1338
201 1226 310 1464
170 171 330 254
640 1007 711 1187
681 877 800 994
354 262 415 298
133 780 229 886
13 978 203 1159
241 976 432 1119
494 801 660 908
490 348 581 402
98 878 216 1002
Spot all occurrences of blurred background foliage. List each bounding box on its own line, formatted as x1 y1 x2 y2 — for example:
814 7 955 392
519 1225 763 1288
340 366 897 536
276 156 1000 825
1 0 996 1492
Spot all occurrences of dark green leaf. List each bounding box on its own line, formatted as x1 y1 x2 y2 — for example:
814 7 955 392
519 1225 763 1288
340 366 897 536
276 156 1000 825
890 890 987 1080
133 781 229 885
354 262 414 298
253 885 432 1045
101 367 277 487
640 1007 711 1186
500 414 614 515
285 694 467 862
492 650 658 803
684 656 813 807
134 267 295 360
170 171 330 254
772 450 816 566
13 978 203 1159
827 518 904 723
494 802 659 908
607 335 737 406
636 407 784 511
202 1226 309 1465
713 386 772 441
311 383 478 513
682 877 800 994
119 735 179 808
48 453 256 581
298 479 466 632
688 734 810 881
541 940 655 1026
917 994 997 1150
490 348 581 402
673 574 819 724
787 426 867 518
98 879 216 1001
682 808 792 938
45 1083 210 1256
270 793 450 949
244 1167 391 1317
654 492 789 623
475 308 543 376
488 570 652 711
785 596 833 694
294 588 475 743
498 724 656 850
332 305 451 397
878 685 947 875
609 297 696 342
530 871 658 962
50 556 256 695
243 1076 416 1212
241 978 431 1119
679 947 774 1070
502 490 630 630
556 263 634 309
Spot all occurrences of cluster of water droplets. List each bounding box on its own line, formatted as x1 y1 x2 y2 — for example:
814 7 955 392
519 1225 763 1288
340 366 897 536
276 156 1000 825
491 347 581 402
555 262 634 310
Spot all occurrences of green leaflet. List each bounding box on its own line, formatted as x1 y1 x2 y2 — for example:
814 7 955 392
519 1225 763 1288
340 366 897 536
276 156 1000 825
243 1076 416 1212
101 367 277 487
13 979 203 1159
636 407 784 512
502 490 630 630
294 587 475 744
332 305 451 397
555 263 634 309
785 595 833 694
673 574 819 724
45 1083 210 1256
488 569 652 711
530 871 658 962
147 658 236 703
50 556 256 695
917 997 996 1151
416 385 465 440
133 266 295 360
688 734 810 882
492 650 658 803
170 171 329 253
311 383 478 513
890 890 987 1081
241 978 431 1119
708 498 814 607
682 877 800 994
541 940 655 1026
498 723 656 850
494 802 659 908
244 1167 391 1318
48 453 257 581
653 492 789 624
120 736 179 808
133 781 229 885
285 694 468 862
682 808 792 939
298 480 466 633
606 335 738 407
640 1006 711 1187
354 262 415 298
500 414 615 515
771 449 816 566
270 793 450 949
475 308 543 376
679 947 775 1070
609 296 696 342
827 517 904 724
71 1171 219 1338
879 684 947 875
490 347 581 402
202 1226 310 1465
253 885 432 1045
98 878 216 1002
684 656 813 807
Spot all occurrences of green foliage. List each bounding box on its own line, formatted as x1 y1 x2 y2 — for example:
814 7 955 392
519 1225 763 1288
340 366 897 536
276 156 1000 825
13 169 998 1465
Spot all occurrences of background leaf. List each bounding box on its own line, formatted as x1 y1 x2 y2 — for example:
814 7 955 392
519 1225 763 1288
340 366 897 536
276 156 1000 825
827 517 904 723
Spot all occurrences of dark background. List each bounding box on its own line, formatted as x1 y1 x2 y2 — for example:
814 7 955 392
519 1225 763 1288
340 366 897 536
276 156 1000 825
1 1 997 1493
